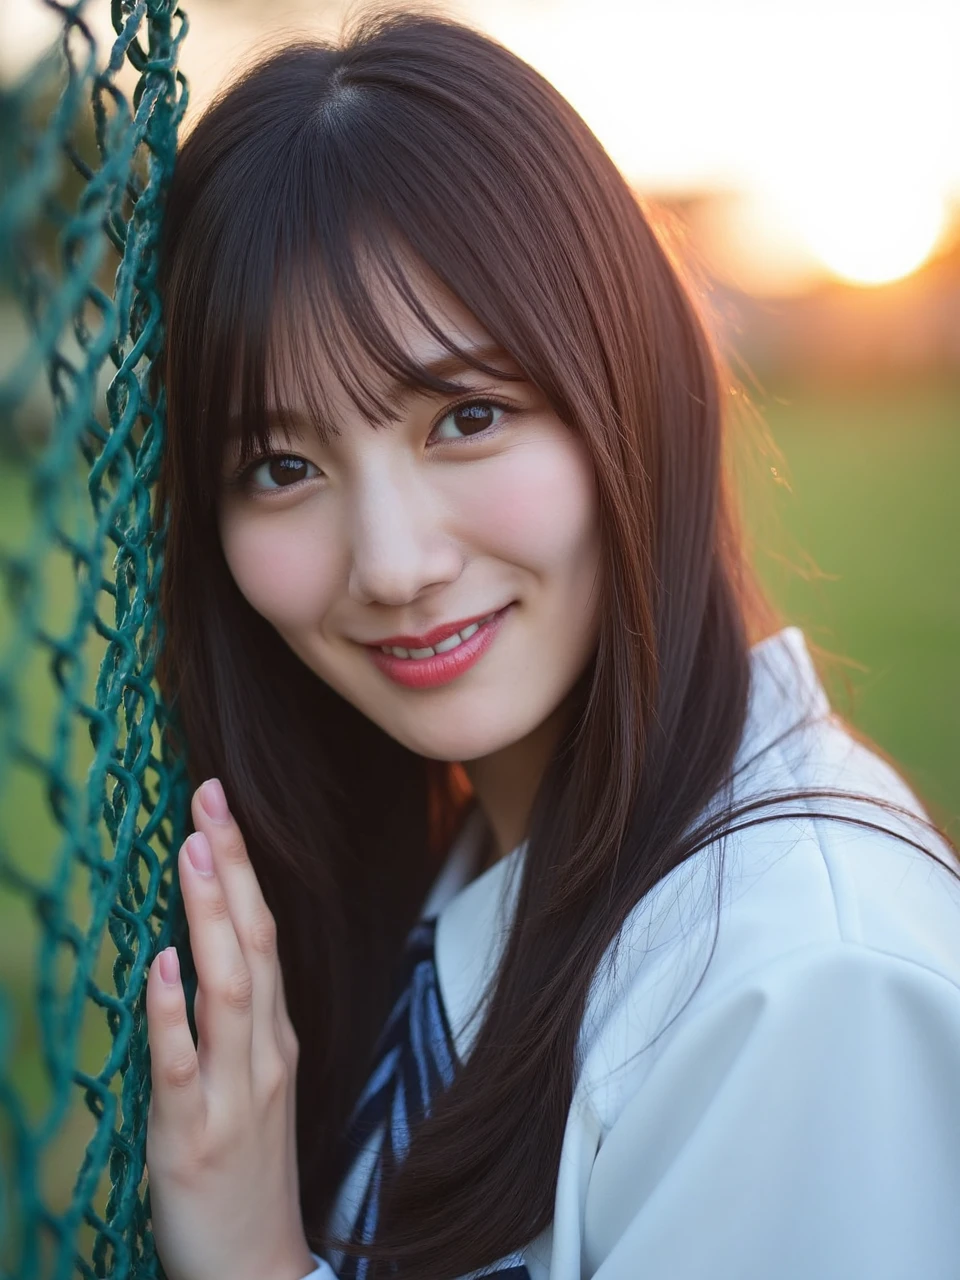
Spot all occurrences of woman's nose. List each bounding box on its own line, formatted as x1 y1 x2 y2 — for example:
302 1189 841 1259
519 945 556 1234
346 465 463 607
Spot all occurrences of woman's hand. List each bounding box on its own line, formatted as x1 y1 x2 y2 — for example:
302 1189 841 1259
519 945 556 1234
145 779 316 1280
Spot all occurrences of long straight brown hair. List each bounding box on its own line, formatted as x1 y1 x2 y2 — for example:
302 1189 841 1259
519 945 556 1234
154 9 956 1278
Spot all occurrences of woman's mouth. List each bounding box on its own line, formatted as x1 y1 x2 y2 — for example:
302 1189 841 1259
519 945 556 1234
365 604 514 689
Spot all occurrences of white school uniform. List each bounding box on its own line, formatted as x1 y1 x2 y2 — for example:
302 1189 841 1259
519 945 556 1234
301 626 960 1280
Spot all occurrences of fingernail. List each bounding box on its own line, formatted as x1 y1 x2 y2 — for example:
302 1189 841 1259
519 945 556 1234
158 947 180 985
185 831 215 877
200 778 229 822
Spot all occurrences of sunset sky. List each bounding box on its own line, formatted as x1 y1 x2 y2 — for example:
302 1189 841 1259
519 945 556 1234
4 0 959 293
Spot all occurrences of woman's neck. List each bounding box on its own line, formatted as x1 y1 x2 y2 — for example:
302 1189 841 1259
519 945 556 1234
461 697 571 864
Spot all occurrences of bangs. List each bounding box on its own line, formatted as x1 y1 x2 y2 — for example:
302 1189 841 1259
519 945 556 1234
193 149 528 497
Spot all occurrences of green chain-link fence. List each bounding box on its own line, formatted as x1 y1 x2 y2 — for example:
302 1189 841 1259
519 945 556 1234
0 2 192 1276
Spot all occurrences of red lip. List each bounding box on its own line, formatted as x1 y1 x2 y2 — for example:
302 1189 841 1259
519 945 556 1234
366 607 508 650
367 605 512 689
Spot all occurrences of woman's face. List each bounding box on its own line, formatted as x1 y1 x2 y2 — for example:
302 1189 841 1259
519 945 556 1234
217 266 603 763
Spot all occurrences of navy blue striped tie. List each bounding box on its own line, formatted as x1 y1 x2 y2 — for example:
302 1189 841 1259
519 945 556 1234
337 916 531 1279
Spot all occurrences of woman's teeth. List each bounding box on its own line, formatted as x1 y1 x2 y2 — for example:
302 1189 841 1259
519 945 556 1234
380 612 499 659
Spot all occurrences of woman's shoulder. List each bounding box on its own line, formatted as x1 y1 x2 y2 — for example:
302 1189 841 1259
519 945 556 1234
582 753 960 1066
575 629 960 1118
722 628 959 976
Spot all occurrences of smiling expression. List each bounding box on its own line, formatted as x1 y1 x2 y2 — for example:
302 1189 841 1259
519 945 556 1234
216 261 604 764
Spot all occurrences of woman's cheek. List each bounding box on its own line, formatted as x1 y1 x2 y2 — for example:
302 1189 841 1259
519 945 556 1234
452 430 599 566
220 511 340 629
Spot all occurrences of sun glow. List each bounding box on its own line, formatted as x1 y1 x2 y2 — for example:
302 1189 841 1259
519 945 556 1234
467 0 960 295
783 181 948 287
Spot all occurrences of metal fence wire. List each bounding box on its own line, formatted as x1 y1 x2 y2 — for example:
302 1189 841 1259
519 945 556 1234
0 2 193 1276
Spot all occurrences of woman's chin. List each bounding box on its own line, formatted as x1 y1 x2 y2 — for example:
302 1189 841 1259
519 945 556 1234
379 717 527 764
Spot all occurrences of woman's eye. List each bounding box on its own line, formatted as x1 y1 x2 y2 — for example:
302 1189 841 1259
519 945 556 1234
432 399 507 442
247 455 320 492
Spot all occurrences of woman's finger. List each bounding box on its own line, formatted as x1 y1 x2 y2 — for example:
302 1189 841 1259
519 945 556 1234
179 833 254 1089
189 781 289 1077
146 946 204 1131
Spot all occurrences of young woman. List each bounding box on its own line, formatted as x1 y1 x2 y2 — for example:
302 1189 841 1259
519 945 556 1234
143 10 960 1280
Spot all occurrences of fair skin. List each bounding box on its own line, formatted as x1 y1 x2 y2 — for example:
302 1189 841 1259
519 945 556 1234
145 262 603 1280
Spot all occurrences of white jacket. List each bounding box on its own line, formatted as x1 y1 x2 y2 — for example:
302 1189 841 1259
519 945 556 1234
303 627 960 1280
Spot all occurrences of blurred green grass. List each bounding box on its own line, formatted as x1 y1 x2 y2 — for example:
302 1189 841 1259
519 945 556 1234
741 376 959 834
